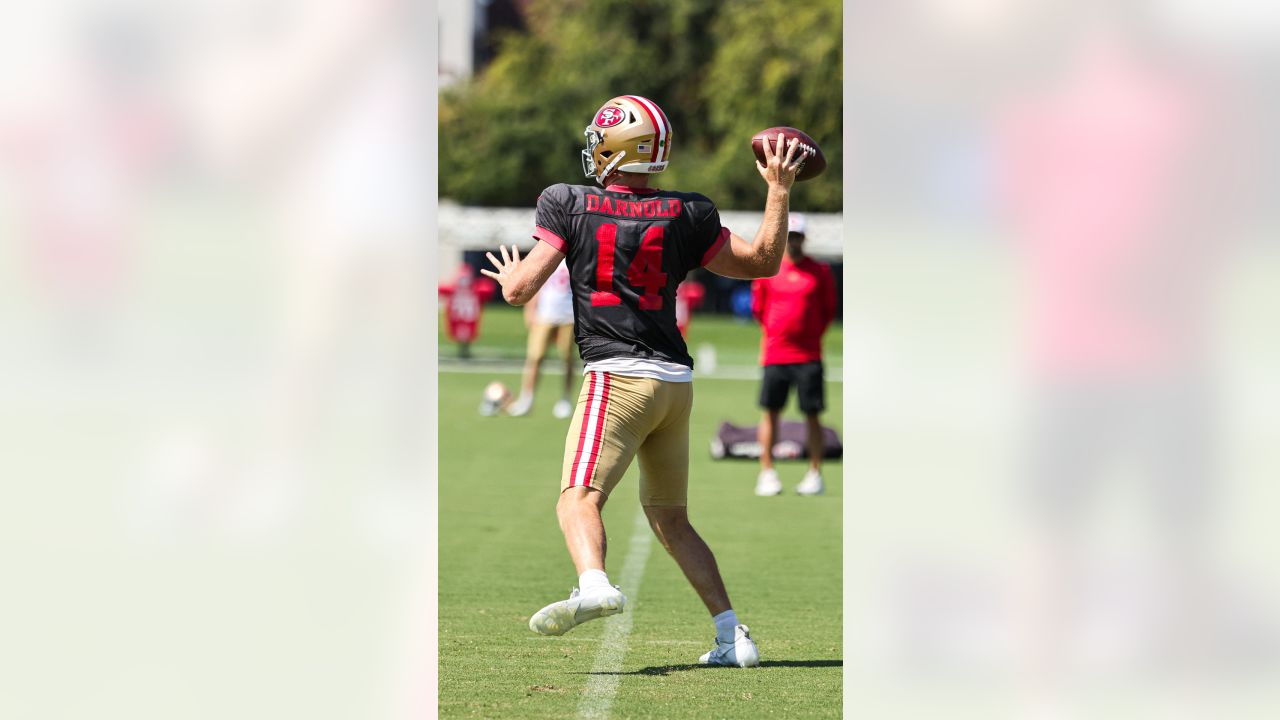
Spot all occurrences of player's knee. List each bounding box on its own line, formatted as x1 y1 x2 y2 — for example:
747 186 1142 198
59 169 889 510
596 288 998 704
557 486 604 516
643 505 691 548
556 489 580 514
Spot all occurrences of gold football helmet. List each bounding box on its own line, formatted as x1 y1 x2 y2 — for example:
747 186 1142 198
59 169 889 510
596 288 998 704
581 95 673 185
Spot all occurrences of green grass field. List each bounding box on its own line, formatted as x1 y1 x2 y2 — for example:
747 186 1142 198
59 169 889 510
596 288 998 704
439 307 844 718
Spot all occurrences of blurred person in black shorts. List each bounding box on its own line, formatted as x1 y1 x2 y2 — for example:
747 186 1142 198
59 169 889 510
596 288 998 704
751 214 836 496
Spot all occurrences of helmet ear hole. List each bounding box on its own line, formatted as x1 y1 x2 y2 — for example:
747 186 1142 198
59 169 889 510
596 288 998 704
600 150 613 158
628 112 637 123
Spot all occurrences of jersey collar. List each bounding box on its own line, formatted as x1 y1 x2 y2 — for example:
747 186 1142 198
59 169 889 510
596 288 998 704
605 184 661 195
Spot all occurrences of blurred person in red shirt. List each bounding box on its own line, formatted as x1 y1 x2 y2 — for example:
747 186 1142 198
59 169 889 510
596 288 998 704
675 279 705 338
439 263 496 358
750 214 837 496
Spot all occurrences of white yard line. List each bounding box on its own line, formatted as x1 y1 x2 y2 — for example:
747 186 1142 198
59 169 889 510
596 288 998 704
577 509 653 720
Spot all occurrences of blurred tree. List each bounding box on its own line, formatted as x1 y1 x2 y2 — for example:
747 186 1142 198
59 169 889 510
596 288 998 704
440 0 841 211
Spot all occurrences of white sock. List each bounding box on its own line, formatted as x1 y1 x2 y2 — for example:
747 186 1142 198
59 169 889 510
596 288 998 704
579 568 612 593
713 609 739 643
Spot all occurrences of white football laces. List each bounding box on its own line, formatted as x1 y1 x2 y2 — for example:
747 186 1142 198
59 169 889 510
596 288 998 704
794 143 814 172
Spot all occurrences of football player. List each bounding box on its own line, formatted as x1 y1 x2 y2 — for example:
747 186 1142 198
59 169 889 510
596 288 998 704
482 95 805 667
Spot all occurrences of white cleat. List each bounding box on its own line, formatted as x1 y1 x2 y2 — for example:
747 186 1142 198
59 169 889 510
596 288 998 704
755 468 782 496
552 399 573 419
529 586 626 636
699 624 760 668
796 469 825 496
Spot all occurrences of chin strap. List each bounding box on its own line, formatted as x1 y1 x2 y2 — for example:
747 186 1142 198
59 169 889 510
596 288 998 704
597 151 627 186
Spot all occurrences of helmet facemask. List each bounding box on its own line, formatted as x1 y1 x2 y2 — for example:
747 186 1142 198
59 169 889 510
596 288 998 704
582 128 628 186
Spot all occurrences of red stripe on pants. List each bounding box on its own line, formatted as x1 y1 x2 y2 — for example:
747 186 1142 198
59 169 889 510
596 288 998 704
569 372 598 487
581 373 611 487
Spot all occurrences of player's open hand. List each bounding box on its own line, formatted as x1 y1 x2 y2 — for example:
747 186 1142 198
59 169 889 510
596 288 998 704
481 244 521 290
756 133 803 190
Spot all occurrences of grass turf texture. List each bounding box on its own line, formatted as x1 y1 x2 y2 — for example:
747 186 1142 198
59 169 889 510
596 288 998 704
439 308 843 718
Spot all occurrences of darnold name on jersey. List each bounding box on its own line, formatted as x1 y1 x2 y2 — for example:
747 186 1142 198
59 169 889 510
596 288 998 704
584 194 684 219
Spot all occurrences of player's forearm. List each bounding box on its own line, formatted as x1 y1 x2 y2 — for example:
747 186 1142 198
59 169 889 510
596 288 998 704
503 271 539 306
498 259 540 305
748 186 790 277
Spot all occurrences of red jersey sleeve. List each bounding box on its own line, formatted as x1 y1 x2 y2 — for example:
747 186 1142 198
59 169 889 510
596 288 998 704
532 184 573 253
687 194 730 267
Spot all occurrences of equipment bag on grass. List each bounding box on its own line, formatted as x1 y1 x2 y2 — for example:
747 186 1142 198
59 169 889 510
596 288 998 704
710 420 843 460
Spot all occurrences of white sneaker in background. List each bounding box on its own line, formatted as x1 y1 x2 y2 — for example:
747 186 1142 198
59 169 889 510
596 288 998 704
529 585 627 636
506 394 533 417
796 469 825 496
552 399 573 419
699 624 760 667
754 468 782 496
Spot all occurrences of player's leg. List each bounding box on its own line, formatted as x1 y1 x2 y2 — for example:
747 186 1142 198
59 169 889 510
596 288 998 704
636 384 726 610
556 486 608 574
530 372 645 635
804 414 824 472
447 310 470 358
640 509 758 664
643 504 731 614
553 324 575 419
796 362 827 495
757 409 780 470
645 505 763 669
756 365 788 496
638 382 759 667
511 324 552 416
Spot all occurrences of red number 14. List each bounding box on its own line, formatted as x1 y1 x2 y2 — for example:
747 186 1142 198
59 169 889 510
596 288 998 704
591 224 667 310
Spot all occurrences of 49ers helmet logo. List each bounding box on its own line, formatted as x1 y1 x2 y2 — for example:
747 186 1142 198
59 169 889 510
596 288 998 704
595 106 626 128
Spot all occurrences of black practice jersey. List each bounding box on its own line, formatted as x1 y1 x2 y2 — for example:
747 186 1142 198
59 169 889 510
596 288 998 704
532 183 729 368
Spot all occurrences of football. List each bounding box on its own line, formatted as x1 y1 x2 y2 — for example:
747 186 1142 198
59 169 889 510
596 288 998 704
750 127 826 182
478 381 512 416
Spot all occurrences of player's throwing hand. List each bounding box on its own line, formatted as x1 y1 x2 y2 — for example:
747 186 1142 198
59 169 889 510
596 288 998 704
756 134 804 190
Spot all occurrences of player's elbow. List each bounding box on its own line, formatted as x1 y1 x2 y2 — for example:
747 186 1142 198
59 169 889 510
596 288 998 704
746 255 782 279
708 245 781 280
